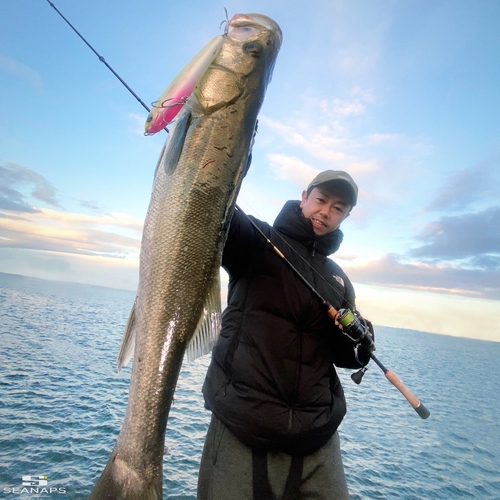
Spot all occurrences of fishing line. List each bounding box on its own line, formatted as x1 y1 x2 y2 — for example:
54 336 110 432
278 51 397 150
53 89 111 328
45 0 152 115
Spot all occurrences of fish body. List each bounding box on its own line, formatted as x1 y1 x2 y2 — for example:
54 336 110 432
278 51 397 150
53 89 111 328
145 35 224 135
88 13 282 500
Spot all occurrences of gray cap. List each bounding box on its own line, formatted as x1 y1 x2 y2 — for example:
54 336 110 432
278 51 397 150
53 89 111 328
307 170 358 206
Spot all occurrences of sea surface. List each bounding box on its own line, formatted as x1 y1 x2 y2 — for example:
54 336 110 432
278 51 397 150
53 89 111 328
0 272 499 499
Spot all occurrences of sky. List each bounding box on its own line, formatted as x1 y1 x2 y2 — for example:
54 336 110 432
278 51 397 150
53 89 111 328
1 0 499 342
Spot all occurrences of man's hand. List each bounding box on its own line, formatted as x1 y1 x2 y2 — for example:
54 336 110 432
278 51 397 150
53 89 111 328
335 310 375 366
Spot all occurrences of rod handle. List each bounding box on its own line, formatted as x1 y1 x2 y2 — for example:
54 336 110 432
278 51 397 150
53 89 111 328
385 370 430 419
326 305 338 320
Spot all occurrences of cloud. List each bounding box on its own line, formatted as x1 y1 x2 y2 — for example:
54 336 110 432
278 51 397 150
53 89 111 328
350 86 376 102
411 207 500 264
0 207 142 258
343 254 500 300
259 89 435 212
79 199 101 211
0 248 139 291
267 154 320 187
266 154 378 209
260 116 379 173
0 54 43 92
334 253 358 261
318 86 377 118
0 162 143 264
0 185 41 213
354 283 500 342
367 133 400 145
236 182 285 226
426 157 500 211
0 160 60 212
321 98 365 117
28 208 143 231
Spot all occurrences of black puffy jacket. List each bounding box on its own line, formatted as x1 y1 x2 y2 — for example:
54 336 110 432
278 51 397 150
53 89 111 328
203 200 361 456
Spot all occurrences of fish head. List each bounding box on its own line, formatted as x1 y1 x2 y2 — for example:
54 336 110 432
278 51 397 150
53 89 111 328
193 13 282 113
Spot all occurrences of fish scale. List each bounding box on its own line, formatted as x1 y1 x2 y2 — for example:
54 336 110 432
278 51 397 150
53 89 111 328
88 13 282 499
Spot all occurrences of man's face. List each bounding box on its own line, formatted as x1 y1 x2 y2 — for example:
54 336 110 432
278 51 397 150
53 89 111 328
300 184 352 236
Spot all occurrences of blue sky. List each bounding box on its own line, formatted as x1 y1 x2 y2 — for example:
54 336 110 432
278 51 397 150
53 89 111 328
1 0 499 341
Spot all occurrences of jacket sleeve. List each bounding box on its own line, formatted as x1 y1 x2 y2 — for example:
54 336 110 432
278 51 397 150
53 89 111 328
332 330 365 369
222 209 266 279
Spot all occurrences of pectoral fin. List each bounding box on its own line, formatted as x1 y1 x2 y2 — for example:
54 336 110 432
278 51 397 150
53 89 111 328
152 108 192 182
186 269 222 362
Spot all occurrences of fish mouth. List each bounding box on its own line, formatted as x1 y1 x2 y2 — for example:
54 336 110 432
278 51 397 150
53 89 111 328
208 62 237 75
228 13 282 45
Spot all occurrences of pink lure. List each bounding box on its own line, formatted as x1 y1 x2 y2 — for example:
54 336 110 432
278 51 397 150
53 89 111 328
145 35 224 135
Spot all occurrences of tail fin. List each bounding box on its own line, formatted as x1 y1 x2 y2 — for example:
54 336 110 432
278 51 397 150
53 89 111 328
88 451 162 500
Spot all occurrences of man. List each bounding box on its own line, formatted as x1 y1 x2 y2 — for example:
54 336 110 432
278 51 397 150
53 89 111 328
198 170 372 500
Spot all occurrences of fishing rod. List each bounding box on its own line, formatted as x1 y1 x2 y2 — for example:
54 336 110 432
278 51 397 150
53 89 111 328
235 204 430 420
45 0 429 420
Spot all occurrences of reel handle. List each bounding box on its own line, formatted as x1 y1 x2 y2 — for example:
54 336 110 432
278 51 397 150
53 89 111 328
337 308 375 352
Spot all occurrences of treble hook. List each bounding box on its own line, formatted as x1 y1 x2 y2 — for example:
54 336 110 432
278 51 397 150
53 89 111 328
220 7 229 36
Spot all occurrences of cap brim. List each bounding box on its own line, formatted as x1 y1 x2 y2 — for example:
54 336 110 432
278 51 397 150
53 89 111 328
314 179 357 207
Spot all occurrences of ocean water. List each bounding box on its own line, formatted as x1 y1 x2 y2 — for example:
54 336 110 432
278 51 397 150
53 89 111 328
0 272 499 499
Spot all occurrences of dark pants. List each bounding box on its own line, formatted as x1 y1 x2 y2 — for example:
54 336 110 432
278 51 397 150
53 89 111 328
197 415 350 500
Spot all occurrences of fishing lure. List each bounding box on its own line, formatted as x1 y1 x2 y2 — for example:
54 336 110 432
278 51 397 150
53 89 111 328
144 35 224 135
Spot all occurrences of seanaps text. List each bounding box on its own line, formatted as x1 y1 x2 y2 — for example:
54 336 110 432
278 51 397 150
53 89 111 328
3 487 67 494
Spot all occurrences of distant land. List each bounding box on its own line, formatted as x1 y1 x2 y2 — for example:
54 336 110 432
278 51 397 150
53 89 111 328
0 271 136 294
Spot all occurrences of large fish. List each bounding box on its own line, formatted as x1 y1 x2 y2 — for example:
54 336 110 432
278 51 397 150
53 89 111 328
88 13 282 500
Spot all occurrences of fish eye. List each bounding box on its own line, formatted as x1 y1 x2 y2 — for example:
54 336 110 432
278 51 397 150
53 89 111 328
244 41 263 56
147 116 153 123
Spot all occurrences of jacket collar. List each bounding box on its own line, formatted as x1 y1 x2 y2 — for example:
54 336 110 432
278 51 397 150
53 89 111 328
273 200 343 256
